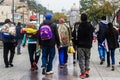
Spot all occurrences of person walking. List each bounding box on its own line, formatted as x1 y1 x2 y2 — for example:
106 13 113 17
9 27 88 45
16 22 23 55
22 23 40 71
97 16 108 65
38 13 60 75
105 22 119 71
72 22 80 64
1 19 17 68
57 18 71 68
72 13 94 79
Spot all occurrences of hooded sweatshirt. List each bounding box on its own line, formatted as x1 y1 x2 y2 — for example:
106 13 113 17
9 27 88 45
97 20 108 43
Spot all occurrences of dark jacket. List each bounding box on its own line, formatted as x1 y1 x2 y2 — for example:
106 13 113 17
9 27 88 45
16 26 23 39
106 28 119 49
38 20 60 47
97 21 108 43
72 22 94 49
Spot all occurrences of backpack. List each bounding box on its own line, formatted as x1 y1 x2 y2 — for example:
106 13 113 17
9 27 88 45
40 25 53 40
58 23 70 45
97 22 108 43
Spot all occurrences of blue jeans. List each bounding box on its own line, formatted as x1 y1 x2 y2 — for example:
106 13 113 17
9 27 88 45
41 46 55 72
98 43 106 60
59 46 68 66
107 49 115 65
17 39 22 54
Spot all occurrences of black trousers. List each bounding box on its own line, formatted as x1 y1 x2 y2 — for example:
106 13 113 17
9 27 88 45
3 42 15 66
28 44 40 67
73 44 78 62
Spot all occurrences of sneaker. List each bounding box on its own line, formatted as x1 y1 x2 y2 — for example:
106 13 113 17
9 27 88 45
42 68 46 75
64 63 67 66
9 63 14 67
107 64 110 67
73 59 76 64
30 67 35 71
100 60 104 65
60 65 64 69
5 65 9 68
17 53 21 55
73 61 76 64
46 71 54 75
100 61 103 65
33 62 38 70
80 74 86 79
85 70 89 78
111 66 115 71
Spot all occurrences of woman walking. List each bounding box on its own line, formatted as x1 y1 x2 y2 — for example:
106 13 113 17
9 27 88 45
105 22 119 71
22 23 40 71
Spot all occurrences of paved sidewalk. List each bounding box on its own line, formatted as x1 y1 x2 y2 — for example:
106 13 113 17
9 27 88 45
0 42 120 80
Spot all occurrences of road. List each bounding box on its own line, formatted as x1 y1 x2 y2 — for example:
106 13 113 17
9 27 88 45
0 42 120 80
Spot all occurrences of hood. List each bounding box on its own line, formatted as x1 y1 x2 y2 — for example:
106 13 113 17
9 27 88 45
100 20 108 24
43 20 53 25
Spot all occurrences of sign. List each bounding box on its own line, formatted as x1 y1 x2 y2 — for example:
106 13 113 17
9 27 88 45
14 13 21 20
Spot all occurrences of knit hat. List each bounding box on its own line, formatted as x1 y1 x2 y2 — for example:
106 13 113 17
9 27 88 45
59 18 65 23
45 13 52 20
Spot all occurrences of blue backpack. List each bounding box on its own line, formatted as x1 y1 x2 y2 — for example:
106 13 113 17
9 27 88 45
2 33 14 39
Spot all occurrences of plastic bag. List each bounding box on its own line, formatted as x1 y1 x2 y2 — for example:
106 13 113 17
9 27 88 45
68 46 75 54
36 42 41 56
36 48 41 56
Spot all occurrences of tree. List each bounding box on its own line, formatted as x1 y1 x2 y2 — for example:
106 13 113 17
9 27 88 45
80 0 98 13
52 13 67 22
80 0 115 24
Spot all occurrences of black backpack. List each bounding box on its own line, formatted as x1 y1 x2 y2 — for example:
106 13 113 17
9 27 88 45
97 22 108 43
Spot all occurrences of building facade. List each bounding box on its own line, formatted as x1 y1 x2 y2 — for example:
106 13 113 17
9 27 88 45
0 0 29 23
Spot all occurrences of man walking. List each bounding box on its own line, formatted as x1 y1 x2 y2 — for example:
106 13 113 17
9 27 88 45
72 13 94 79
1 19 17 68
16 22 23 55
38 13 60 75
97 16 108 65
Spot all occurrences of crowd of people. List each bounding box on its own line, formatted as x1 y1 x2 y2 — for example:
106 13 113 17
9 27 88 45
0 13 120 79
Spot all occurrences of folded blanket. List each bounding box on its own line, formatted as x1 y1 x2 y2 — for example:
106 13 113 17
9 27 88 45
21 28 37 34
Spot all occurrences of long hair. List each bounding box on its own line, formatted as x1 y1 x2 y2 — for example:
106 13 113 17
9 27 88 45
107 22 114 36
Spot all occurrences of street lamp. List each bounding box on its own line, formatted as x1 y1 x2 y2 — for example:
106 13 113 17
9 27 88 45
12 0 14 23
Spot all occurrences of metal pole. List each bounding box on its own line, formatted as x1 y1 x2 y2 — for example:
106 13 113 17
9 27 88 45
23 9 24 24
12 0 14 23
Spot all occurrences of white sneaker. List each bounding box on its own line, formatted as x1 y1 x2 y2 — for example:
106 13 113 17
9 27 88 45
46 70 54 75
64 63 67 66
